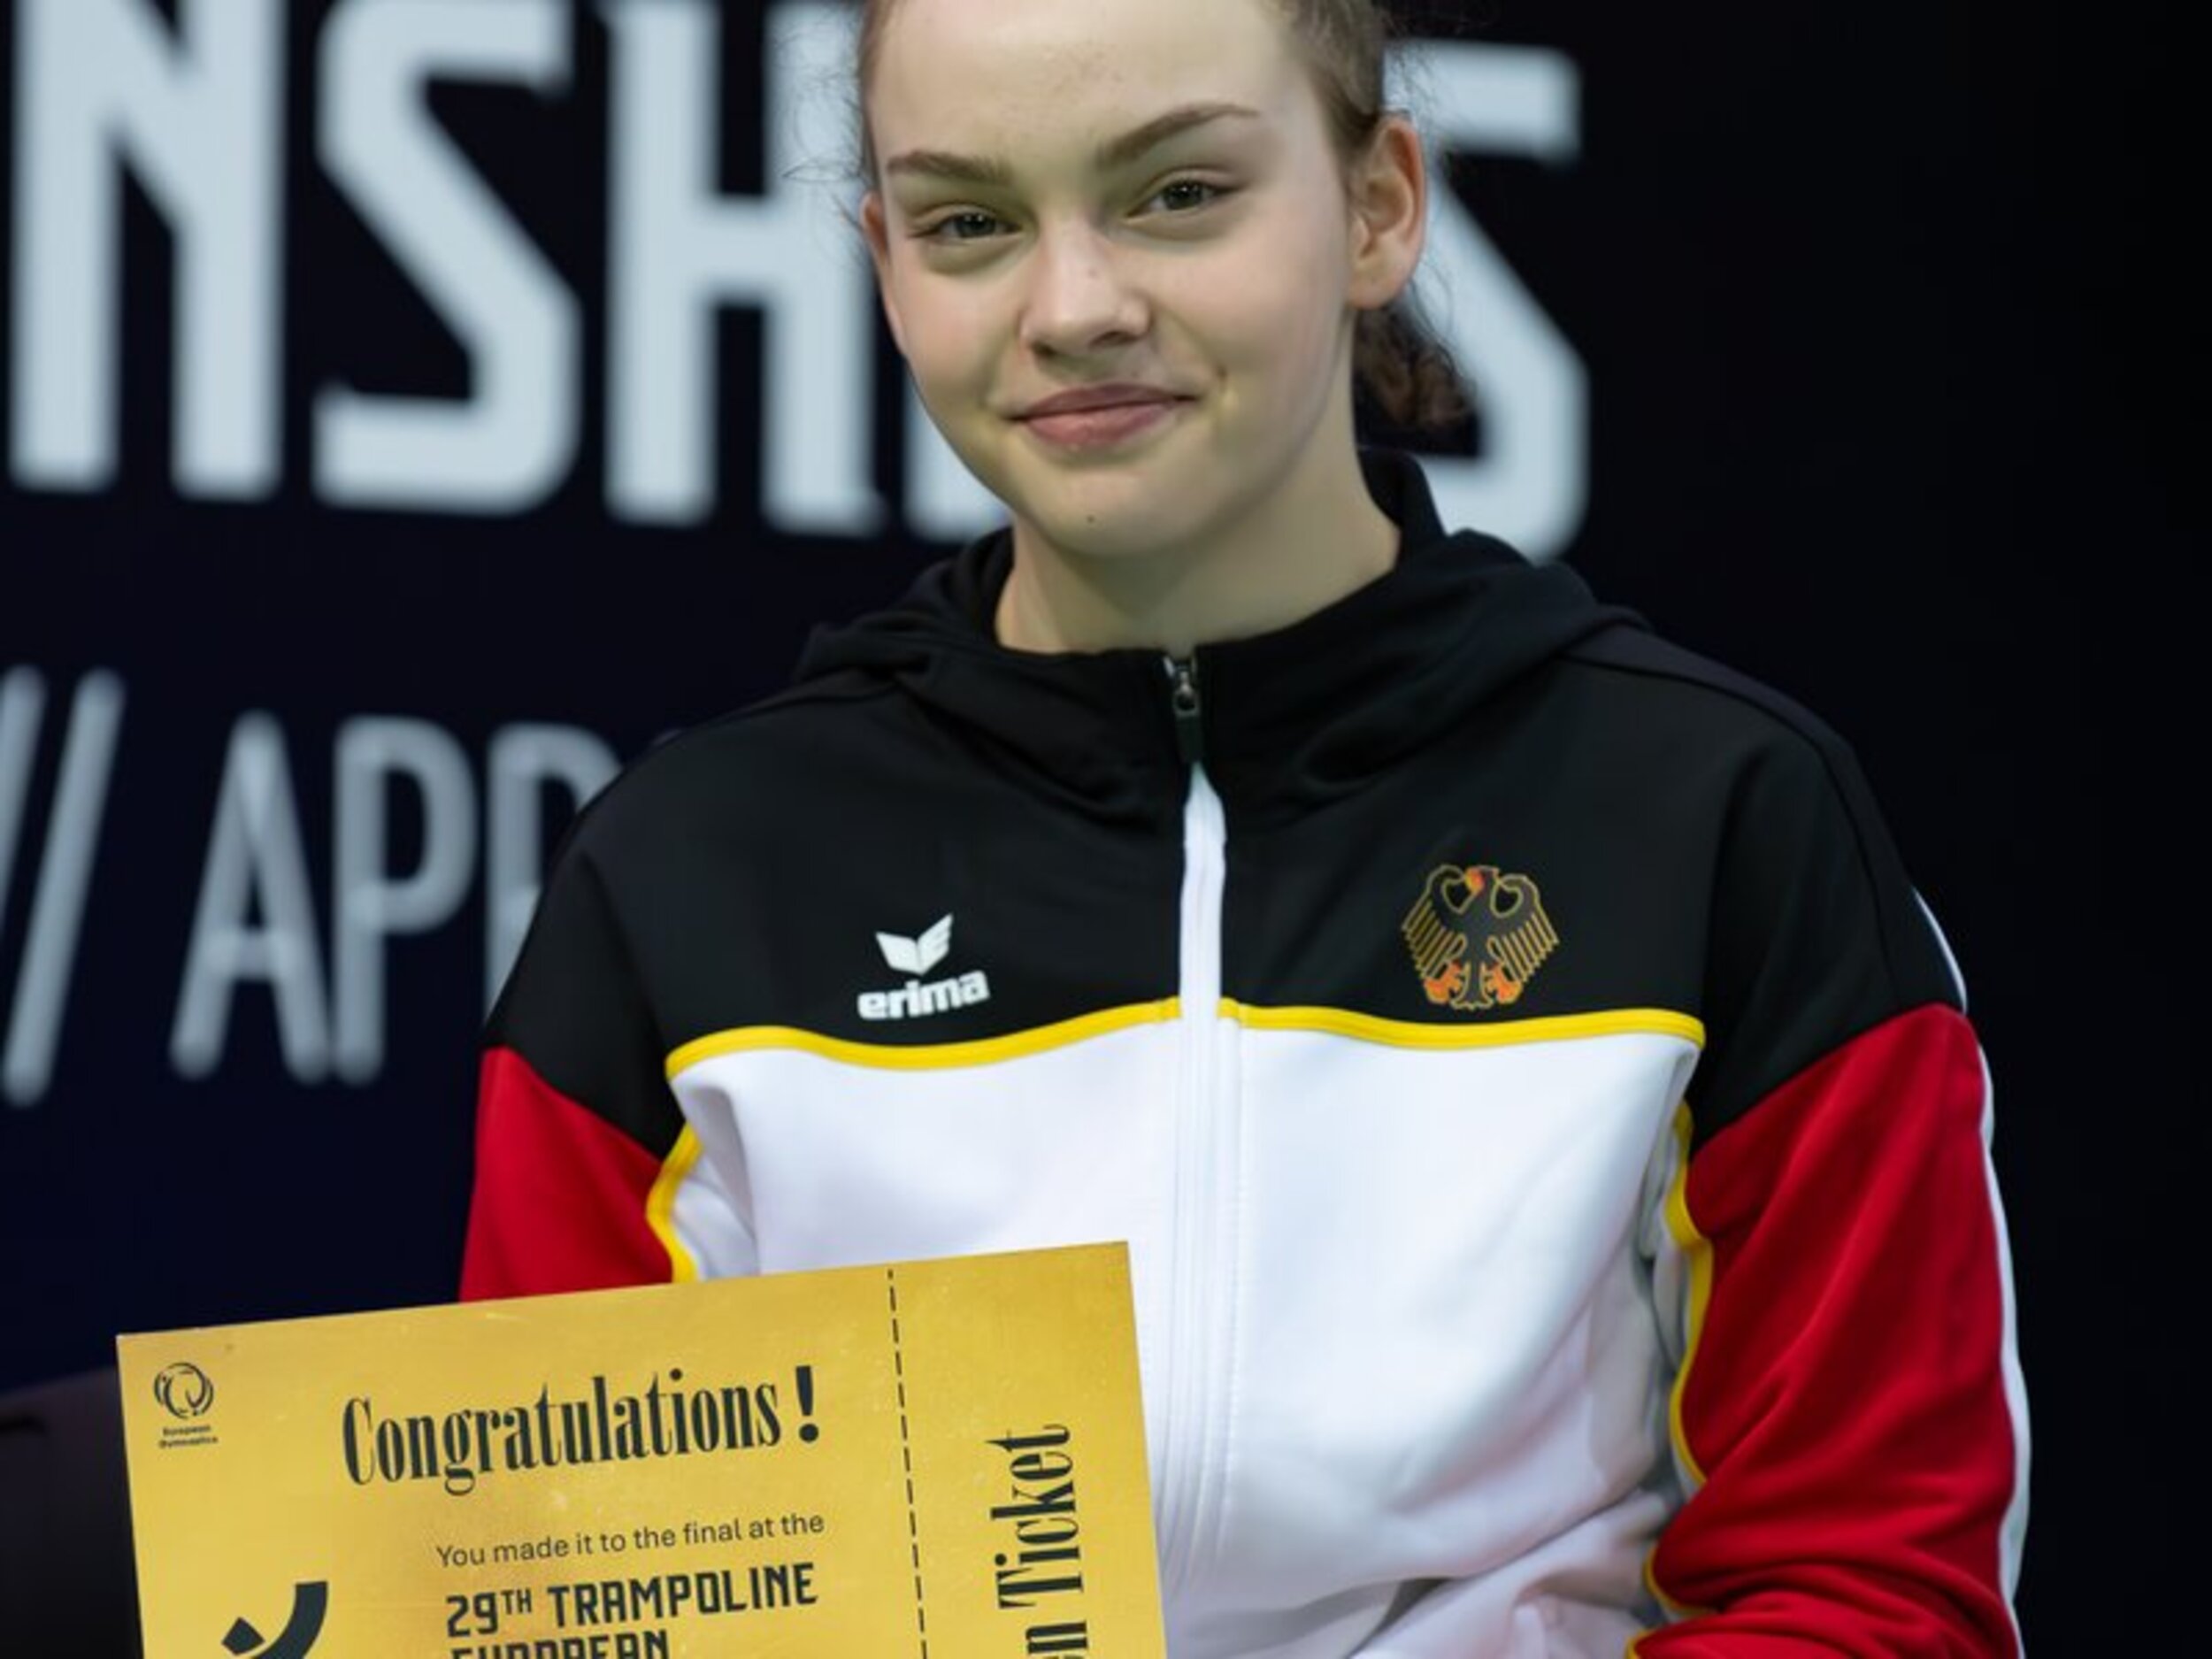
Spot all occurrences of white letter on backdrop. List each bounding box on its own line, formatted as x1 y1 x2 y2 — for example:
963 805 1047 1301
2 672 126 1107
333 718 478 1084
603 0 879 533
172 714 332 1084
9 0 284 495
316 0 579 512
1399 45 1587 563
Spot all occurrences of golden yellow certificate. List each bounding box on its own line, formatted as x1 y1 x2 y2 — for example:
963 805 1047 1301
117 1243 1163 1658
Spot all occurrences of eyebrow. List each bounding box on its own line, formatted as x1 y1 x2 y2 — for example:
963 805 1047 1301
882 101 1263 187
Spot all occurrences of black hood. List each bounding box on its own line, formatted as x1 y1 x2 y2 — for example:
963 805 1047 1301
794 451 1641 826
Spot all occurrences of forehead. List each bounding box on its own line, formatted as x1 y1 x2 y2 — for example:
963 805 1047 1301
869 0 1312 157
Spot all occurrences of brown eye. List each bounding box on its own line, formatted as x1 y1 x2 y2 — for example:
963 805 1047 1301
1143 179 1222 215
922 210 1010 243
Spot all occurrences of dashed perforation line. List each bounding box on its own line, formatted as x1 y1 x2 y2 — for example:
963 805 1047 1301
887 1269 929 1655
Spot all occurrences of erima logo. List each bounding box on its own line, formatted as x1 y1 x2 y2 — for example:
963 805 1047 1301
860 915 992 1022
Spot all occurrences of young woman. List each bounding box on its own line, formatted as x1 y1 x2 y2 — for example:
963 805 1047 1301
464 0 2030 1651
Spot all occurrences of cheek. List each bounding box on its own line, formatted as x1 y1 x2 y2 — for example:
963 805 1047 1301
1194 204 1353 383
887 267 1006 393
1194 261 1343 403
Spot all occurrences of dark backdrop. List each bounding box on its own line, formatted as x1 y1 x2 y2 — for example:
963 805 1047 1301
4 2 2198 1649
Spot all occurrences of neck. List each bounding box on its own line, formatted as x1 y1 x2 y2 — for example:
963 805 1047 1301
995 432 1400 658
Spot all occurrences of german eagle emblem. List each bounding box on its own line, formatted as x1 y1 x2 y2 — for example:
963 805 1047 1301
1400 863 1558 1012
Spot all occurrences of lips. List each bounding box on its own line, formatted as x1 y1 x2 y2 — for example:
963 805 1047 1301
1014 384 1190 451
1018 384 1182 419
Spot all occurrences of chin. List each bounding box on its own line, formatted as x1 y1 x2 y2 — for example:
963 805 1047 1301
1034 515 1187 565
1014 483 1210 565
974 449 1178 557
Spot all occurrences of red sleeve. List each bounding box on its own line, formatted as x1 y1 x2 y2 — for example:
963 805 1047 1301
459 1046 679 1300
1638 1003 2025 1655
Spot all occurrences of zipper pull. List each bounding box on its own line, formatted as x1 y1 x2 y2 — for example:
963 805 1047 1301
1165 656 1204 767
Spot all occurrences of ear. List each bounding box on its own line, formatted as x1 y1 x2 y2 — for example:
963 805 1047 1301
861 191 910 356
1345 114 1427 312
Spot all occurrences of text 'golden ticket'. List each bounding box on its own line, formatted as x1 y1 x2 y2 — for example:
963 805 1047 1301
118 1243 1162 1657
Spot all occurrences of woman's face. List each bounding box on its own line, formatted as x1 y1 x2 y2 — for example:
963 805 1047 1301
863 0 1416 572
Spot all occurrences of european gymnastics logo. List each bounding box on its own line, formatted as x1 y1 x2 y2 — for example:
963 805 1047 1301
153 1361 215 1420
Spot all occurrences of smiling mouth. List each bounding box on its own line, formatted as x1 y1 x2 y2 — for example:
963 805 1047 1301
1015 388 1190 451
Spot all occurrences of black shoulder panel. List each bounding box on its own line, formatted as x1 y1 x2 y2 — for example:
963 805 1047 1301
484 814 687 1159
499 683 1186 1072
1563 628 1961 1142
1220 624 1958 1145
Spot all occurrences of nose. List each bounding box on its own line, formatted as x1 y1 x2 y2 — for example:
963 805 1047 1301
1018 219 1148 359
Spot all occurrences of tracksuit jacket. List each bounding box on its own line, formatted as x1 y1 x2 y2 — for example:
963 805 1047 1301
464 451 2030 1655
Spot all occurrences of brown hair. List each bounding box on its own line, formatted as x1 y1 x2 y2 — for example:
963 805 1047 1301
856 0 1469 430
